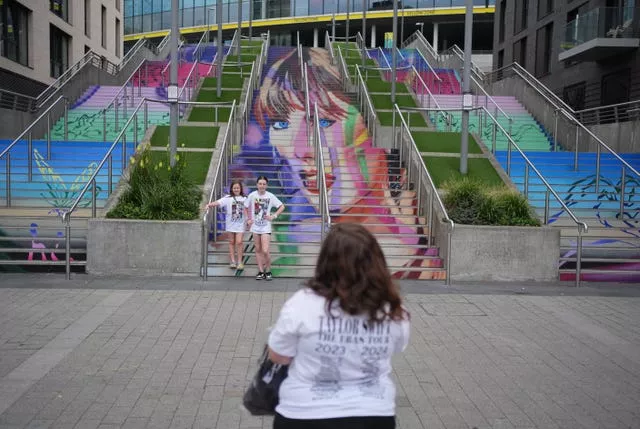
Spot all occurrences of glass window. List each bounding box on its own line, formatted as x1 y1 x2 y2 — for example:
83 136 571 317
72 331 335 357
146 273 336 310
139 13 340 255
50 24 70 78
102 5 107 47
50 0 69 22
1 0 30 67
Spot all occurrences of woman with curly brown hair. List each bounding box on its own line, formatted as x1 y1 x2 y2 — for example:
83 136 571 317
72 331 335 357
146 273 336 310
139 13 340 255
267 223 411 429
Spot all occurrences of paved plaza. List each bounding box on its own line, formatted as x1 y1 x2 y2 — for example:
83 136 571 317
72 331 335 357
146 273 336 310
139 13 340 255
0 274 639 429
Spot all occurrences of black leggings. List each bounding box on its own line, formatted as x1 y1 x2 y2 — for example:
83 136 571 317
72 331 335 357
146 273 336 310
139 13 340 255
273 413 396 429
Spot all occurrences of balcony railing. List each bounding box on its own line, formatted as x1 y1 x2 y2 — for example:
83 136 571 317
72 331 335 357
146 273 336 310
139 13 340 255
561 6 637 53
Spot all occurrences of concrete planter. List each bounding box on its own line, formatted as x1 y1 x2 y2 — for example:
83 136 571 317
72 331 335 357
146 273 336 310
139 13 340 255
444 223 560 282
87 218 202 275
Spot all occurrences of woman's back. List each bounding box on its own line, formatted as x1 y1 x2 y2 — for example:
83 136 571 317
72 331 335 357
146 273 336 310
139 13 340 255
268 288 410 420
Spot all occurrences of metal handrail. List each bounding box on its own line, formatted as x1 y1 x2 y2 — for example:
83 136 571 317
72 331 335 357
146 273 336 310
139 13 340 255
325 31 335 64
177 59 200 101
155 30 171 54
229 29 239 56
2 95 69 206
314 103 331 238
35 51 94 108
304 64 311 146
409 65 449 127
161 40 185 80
488 63 640 182
336 46 351 87
447 45 485 82
354 65 377 144
202 100 238 280
101 57 147 138
575 99 640 125
192 30 208 62
393 104 454 284
378 47 392 69
410 44 442 91
120 37 147 71
469 74 512 131
0 88 37 111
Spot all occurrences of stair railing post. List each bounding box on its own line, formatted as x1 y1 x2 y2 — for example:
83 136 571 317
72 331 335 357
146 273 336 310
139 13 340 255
28 132 33 181
392 107 397 149
524 164 529 198
553 109 558 151
619 166 626 219
122 135 127 172
573 122 579 171
508 117 512 138
108 154 113 195
595 142 601 192
103 110 107 142
64 98 69 141
144 100 149 132
64 216 71 280
202 212 208 280
91 179 97 218
544 189 550 224
130 110 136 146
47 112 52 160
506 139 512 176
428 190 434 245
5 153 11 207
491 120 496 154
576 228 583 288
115 102 119 130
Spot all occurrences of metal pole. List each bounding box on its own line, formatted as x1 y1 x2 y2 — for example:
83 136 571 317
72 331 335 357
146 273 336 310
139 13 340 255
237 0 242 64
573 123 579 171
362 0 366 67
544 189 550 224
65 219 71 279
217 0 223 98
169 0 179 168
332 13 336 42
249 0 253 40
103 110 107 142
391 0 398 104
202 217 208 280
5 154 11 207
28 133 32 181
620 166 626 218
400 4 404 44
47 113 51 160
459 0 473 175
576 230 583 287
108 155 113 195
346 0 350 43
91 179 97 218
553 110 558 151
64 99 69 140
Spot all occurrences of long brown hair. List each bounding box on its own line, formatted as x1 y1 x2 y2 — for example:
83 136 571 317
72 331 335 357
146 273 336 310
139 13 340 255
306 223 407 323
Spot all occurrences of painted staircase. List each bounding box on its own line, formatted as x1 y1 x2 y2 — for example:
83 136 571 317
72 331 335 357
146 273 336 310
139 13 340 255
205 46 446 279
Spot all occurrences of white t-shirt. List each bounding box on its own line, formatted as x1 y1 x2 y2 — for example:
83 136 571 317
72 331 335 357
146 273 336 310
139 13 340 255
268 288 411 420
244 191 283 234
215 195 246 233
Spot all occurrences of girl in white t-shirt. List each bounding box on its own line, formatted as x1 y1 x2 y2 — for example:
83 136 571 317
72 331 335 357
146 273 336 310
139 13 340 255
266 223 410 429
206 180 247 270
243 176 285 281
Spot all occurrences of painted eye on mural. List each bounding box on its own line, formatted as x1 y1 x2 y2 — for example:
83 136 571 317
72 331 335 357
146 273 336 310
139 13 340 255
319 119 335 128
272 121 289 130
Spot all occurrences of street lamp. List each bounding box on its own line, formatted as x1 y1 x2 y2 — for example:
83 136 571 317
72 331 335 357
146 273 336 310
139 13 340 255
460 0 473 174
206 7 215 44
416 22 424 35
391 0 397 104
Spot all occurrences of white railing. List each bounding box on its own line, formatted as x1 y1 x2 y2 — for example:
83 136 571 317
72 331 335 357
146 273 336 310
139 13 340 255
0 88 37 112
325 31 335 64
408 65 449 129
202 100 239 280
336 46 351 88
178 60 201 102
304 64 311 146
192 30 209 62
410 44 442 94
120 37 147 71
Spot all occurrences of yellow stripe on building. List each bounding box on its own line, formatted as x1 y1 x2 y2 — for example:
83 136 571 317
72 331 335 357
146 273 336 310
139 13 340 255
124 6 495 42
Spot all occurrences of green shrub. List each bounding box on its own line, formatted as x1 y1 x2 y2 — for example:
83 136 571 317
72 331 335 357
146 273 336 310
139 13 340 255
107 146 201 220
443 177 540 226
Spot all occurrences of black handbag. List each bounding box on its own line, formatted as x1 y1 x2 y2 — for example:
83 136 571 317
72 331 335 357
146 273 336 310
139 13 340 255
243 345 289 416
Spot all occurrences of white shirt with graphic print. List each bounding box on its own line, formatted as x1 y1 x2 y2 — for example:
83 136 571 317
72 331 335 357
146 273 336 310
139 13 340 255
244 190 283 234
268 288 411 419
215 195 246 233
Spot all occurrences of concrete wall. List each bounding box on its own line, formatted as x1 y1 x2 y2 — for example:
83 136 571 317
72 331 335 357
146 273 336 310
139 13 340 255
87 218 202 275
449 224 560 282
0 0 123 85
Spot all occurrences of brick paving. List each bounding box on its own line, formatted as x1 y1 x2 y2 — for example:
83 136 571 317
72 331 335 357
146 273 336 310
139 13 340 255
0 274 639 429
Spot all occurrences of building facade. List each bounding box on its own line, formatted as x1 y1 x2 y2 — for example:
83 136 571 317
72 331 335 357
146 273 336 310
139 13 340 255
122 0 496 52
492 0 640 111
0 0 124 90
